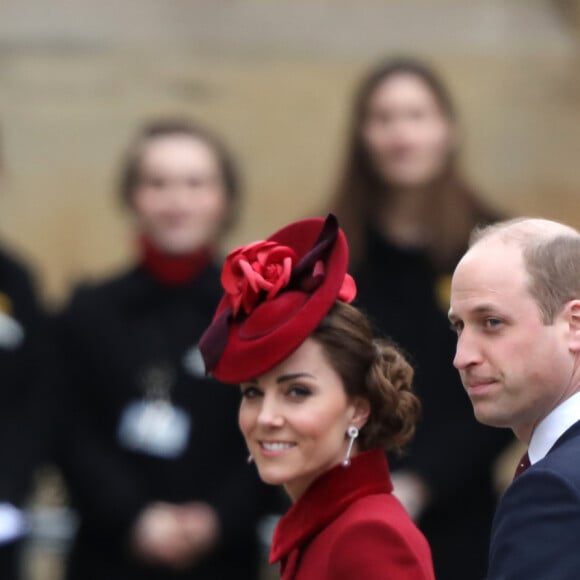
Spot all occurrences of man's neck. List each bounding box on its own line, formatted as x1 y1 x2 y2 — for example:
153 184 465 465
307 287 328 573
515 387 580 445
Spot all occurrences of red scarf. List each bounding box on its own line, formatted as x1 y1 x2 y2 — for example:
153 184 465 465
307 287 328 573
139 236 212 285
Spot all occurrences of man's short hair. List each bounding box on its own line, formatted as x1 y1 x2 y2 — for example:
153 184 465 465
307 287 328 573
470 218 580 324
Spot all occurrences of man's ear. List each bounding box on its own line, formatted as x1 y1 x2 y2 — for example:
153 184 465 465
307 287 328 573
349 397 371 430
565 300 580 353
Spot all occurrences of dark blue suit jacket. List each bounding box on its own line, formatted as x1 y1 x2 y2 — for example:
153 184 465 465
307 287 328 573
488 419 580 579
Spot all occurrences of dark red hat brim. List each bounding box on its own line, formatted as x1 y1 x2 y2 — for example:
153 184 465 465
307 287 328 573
206 217 349 383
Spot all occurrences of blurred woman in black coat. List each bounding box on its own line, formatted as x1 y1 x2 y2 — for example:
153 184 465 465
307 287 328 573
330 58 513 580
0 130 49 580
55 119 273 580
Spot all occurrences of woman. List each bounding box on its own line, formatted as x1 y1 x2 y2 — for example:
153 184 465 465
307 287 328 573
330 57 513 579
0 129 50 580
199 214 435 579
55 119 274 580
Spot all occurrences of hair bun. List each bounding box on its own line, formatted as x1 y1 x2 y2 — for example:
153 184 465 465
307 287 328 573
313 302 421 452
365 339 420 451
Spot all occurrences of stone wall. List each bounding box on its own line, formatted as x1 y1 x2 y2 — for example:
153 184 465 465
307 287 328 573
0 0 579 305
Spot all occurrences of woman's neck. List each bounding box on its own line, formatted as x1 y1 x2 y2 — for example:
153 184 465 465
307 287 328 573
378 186 432 248
283 446 362 504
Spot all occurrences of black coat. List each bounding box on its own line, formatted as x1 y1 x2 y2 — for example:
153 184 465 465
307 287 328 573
353 229 512 580
0 246 48 580
55 264 275 580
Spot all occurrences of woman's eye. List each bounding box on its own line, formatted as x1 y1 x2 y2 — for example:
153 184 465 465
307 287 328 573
142 176 166 190
288 385 312 399
409 109 427 121
241 386 261 399
187 178 204 189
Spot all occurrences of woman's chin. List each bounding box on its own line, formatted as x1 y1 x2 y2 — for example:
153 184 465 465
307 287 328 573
147 229 207 255
255 466 290 487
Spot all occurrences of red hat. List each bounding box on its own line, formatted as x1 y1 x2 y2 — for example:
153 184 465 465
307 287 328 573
199 214 356 383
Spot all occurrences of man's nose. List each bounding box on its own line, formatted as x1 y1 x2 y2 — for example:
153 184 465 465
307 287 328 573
453 329 482 370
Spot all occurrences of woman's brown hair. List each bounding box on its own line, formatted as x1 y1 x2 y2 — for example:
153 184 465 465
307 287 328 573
118 118 242 233
330 57 499 272
313 301 421 452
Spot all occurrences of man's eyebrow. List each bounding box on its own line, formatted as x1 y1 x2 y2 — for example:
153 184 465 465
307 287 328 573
449 304 503 321
471 304 502 315
276 373 315 384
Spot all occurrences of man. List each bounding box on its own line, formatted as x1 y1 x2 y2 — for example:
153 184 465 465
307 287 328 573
448 217 580 579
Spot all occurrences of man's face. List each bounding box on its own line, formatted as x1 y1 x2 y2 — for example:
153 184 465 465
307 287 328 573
449 240 572 440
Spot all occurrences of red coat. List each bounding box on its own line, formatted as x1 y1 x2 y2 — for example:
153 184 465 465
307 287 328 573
270 449 435 580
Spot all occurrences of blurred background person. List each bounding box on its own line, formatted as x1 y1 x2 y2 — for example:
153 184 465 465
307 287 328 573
0 129 50 579
53 119 276 580
330 57 514 580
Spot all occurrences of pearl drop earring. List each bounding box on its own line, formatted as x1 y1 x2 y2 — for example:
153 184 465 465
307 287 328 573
342 425 359 467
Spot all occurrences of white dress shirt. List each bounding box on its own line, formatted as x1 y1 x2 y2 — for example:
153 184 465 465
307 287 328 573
528 391 580 465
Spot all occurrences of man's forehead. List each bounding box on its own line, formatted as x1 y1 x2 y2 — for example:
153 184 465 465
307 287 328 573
450 242 528 307
455 241 525 282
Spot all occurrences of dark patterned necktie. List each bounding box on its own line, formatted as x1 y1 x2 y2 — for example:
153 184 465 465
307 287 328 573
513 452 531 480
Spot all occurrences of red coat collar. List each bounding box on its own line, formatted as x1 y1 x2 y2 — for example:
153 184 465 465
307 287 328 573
270 448 393 566
139 235 212 286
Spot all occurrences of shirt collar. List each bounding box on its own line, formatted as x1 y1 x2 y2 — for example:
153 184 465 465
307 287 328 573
528 391 580 465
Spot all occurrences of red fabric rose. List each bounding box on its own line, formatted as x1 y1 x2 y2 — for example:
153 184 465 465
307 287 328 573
222 241 298 316
338 273 357 303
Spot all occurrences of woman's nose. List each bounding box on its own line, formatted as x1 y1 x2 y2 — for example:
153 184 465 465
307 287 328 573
256 394 284 427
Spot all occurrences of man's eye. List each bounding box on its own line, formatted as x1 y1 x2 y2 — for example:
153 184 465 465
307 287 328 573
485 318 502 329
449 321 463 335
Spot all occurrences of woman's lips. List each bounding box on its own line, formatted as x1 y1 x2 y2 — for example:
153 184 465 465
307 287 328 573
258 441 297 456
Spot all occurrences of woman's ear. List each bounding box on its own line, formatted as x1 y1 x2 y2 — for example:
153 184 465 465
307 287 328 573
349 397 371 430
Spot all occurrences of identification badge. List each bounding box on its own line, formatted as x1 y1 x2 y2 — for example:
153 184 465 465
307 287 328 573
118 400 191 459
0 312 24 350
183 345 207 378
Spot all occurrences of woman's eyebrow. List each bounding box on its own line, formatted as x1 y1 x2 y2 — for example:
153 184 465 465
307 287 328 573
276 373 315 384
241 379 258 386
